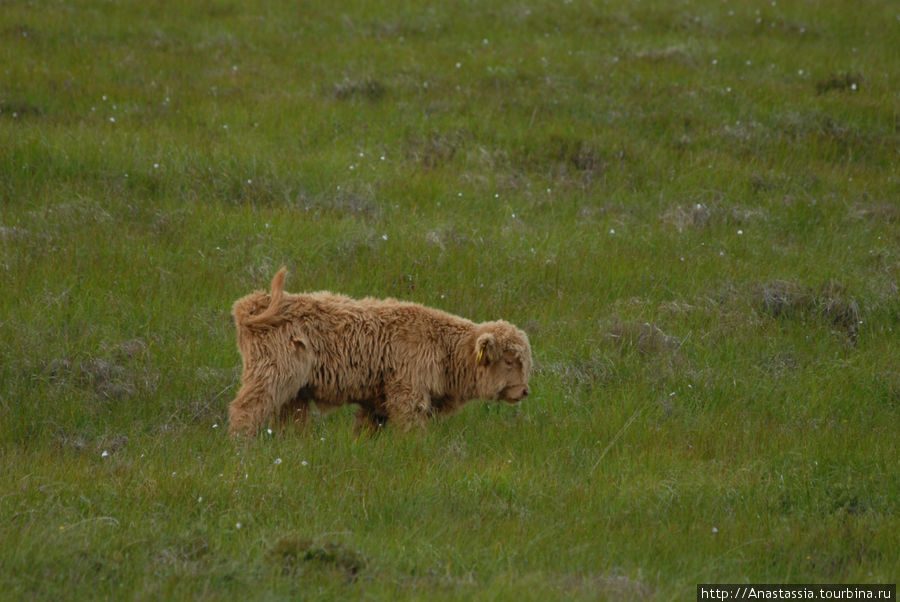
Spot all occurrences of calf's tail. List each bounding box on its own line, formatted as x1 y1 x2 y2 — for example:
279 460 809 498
232 267 287 329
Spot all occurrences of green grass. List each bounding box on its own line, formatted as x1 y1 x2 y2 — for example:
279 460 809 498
1 0 898 599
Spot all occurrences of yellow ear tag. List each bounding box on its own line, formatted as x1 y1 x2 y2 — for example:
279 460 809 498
476 348 484 362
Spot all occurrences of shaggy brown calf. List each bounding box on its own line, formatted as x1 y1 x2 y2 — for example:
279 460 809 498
228 268 532 437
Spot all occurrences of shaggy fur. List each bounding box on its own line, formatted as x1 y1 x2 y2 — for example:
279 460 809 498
228 268 532 436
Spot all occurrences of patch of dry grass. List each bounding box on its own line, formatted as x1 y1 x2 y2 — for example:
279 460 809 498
752 280 861 341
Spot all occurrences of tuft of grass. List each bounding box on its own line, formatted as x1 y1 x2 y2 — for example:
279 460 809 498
815 72 864 95
604 320 681 355
267 536 366 579
334 78 387 102
753 280 861 341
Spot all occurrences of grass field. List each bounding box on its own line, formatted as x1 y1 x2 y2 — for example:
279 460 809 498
1 0 898 599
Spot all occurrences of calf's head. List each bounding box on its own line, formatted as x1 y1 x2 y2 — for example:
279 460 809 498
473 321 532 403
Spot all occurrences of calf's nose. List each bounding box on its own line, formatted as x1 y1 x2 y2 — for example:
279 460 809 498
522 387 530 398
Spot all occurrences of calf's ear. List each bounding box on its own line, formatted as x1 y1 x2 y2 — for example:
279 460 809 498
475 333 500 365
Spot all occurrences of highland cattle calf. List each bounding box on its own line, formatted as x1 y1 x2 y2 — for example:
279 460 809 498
228 268 532 436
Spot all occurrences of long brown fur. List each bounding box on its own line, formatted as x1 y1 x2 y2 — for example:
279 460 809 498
228 267 532 437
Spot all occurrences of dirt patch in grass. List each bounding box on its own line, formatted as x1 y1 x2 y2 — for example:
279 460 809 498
267 537 365 580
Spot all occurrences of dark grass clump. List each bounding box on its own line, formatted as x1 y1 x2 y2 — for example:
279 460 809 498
753 280 861 341
517 134 611 185
604 320 680 355
661 202 765 232
334 78 386 102
267 537 366 580
155 534 212 572
303 185 380 218
405 132 459 169
45 357 136 401
0 100 44 119
660 203 712 232
815 72 863 94
550 135 606 176
43 339 153 402
850 202 900 223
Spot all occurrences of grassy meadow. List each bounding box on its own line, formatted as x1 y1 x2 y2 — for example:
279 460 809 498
1 0 898 598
